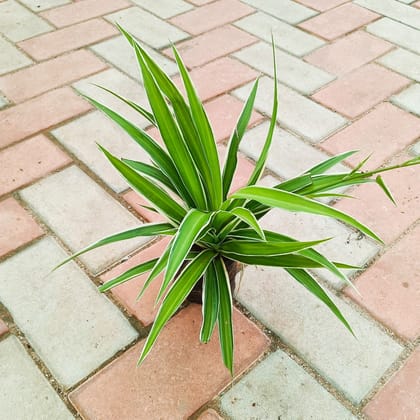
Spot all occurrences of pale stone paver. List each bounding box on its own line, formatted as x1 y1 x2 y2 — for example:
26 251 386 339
20 166 151 274
391 83 420 116
0 0 52 42
0 336 73 419
91 35 178 80
378 48 420 81
0 94 7 108
73 68 151 128
411 140 420 155
258 193 380 288
240 121 347 180
105 7 188 49
235 12 325 57
354 0 420 29
234 76 347 142
53 111 151 193
367 18 420 54
220 350 356 419
233 41 334 95
236 264 403 403
19 0 70 12
240 0 318 24
0 238 138 388
0 36 32 76
130 0 193 19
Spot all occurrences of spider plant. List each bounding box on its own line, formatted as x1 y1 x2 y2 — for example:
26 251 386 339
54 26 420 374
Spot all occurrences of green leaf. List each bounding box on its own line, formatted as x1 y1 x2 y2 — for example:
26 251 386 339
137 239 173 301
222 78 259 198
219 252 328 268
246 38 278 187
227 228 354 288
92 83 156 126
157 209 213 302
220 238 330 257
138 249 216 365
99 145 187 223
200 263 219 343
172 46 223 209
304 150 357 175
376 175 396 205
229 207 265 240
52 222 175 272
133 43 208 210
99 258 157 292
122 158 179 194
286 268 354 336
232 186 383 243
83 93 195 206
215 257 234 375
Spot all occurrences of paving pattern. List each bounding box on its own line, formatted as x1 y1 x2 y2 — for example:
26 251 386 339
0 0 419 418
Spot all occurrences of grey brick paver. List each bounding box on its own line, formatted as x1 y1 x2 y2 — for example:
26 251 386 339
73 68 151 128
0 0 53 42
220 350 356 419
233 41 334 94
367 18 420 54
392 83 420 116
378 48 420 81
235 12 325 57
19 0 70 12
240 121 347 180
0 336 73 419
105 7 188 49
241 0 318 24
0 36 32 75
236 264 403 403
20 166 152 274
234 76 347 142
355 0 420 29
53 111 151 193
130 0 193 19
91 35 178 80
0 238 138 388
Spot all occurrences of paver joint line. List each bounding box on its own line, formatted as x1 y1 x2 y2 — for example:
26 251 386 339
0 0 419 418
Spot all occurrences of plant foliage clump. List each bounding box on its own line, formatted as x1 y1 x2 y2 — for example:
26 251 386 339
55 26 420 374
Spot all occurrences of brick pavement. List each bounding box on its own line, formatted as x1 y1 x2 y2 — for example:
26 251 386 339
0 0 419 418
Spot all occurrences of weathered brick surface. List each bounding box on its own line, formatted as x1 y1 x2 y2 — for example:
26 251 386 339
0 87 91 148
69 304 269 419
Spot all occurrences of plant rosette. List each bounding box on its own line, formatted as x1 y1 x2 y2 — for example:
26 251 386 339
53 25 420 375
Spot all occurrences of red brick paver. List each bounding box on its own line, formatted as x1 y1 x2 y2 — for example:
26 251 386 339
295 0 349 12
69 304 269 419
0 87 91 148
169 0 255 35
0 320 8 337
40 0 131 27
321 103 420 170
164 25 257 68
0 50 107 103
0 135 71 196
304 31 393 76
298 3 379 40
0 198 43 258
100 238 170 326
364 348 420 419
312 63 410 118
18 19 117 61
347 224 419 341
173 57 258 102
335 154 420 244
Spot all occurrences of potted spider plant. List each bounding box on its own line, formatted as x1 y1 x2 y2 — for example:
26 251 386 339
55 25 420 374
